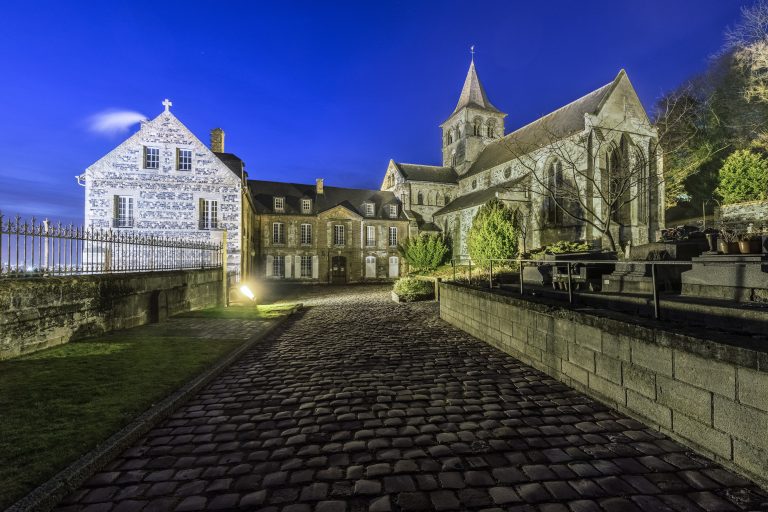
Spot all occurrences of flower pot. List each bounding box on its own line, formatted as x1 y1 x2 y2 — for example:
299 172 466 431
705 233 718 252
738 239 761 254
718 240 739 254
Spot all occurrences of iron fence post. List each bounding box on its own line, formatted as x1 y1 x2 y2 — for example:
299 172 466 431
567 262 573 305
519 260 524 295
452 259 456 282
489 259 493 289
468 260 472 284
651 263 660 320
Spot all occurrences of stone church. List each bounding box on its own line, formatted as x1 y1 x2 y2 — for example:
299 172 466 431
81 59 664 282
381 59 665 255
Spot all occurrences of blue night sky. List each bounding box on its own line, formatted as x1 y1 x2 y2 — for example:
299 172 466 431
0 0 751 224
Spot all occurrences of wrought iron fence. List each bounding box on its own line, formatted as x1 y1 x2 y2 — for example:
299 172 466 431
449 256 728 321
1 212 223 278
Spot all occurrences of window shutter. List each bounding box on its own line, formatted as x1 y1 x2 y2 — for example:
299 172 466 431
285 255 292 278
266 255 273 277
294 255 301 277
113 196 119 225
198 198 205 227
312 255 319 279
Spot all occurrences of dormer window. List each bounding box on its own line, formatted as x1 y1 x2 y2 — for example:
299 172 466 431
301 198 312 214
274 197 285 212
364 202 375 217
389 204 398 218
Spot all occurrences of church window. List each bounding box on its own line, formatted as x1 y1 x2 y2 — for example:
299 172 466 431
301 198 312 214
388 226 398 246
199 199 218 230
333 224 345 246
487 124 494 137
300 255 313 278
300 223 312 245
176 148 192 171
445 194 451 203
272 255 285 277
473 119 482 136
472 179 477 190
547 160 564 225
504 167 512 179
634 149 648 223
366 225 376 246
447 132 453 145
364 202 374 217
416 192 423 205
389 204 398 217
272 222 285 244
144 147 159 169
274 197 285 212
113 195 134 228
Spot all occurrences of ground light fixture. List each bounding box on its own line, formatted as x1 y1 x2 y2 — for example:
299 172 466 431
239 283 256 302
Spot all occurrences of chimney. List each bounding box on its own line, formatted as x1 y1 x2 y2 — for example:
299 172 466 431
210 128 225 153
316 178 324 194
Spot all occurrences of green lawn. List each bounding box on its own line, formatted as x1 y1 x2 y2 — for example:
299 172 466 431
0 303 292 509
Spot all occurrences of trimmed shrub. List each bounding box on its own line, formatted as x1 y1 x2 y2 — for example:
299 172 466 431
399 233 451 272
393 277 434 302
467 198 520 267
716 149 768 204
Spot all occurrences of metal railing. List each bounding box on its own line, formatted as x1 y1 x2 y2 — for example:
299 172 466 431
1 212 223 278
450 256 727 320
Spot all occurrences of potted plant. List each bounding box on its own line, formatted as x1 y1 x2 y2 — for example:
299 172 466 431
738 232 762 254
717 229 740 254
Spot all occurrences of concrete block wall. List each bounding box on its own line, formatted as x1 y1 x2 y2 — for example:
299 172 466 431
0 269 222 360
440 282 768 489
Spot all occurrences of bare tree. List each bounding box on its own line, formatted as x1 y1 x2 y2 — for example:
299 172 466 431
726 1 768 103
497 119 654 252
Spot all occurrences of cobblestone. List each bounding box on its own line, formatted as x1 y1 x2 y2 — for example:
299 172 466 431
55 286 767 511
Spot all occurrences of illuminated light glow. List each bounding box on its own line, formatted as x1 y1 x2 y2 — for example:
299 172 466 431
240 284 255 301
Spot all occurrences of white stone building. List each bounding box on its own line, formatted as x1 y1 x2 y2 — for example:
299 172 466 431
79 100 250 275
381 60 665 255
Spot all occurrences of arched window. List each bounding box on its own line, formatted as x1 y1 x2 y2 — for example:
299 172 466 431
451 150 457 167
473 118 482 136
547 160 565 225
486 120 496 138
607 139 631 225
634 148 648 223
416 191 424 205
446 132 453 145
444 194 451 203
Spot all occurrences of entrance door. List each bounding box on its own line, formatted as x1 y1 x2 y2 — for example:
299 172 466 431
331 256 347 284
388 256 399 278
365 256 376 278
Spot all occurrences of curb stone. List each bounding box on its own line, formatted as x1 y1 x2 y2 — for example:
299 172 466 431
5 304 303 512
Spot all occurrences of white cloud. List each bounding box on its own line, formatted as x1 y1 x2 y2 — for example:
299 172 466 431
87 110 147 135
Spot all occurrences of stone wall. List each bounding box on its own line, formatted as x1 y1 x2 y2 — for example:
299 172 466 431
440 283 768 488
719 200 768 229
0 269 222 360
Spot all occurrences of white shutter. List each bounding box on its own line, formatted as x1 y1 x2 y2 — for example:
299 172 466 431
312 255 319 279
294 255 301 278
266 255 273 277
285 255 292 278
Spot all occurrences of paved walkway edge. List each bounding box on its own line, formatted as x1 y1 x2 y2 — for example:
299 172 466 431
5 304 302 512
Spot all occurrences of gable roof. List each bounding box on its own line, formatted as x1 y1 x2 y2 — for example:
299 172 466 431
462 70 626 179
451 60 502 116
248 180 407 220
393 162 458 184
434 176 529 216
214 152 246 179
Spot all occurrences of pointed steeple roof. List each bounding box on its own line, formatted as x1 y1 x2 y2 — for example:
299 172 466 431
452 59 501 115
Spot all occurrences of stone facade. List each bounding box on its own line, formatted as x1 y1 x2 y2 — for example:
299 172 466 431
0 268 222 359
440 282 768 489
80 102 250 276
382 63 666 255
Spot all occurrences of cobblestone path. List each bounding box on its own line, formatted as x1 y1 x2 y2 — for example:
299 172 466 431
57 286 767 512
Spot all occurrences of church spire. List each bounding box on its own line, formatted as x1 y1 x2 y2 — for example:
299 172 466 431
452 56 500 115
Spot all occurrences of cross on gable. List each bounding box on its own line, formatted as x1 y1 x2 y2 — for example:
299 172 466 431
162 99 172 112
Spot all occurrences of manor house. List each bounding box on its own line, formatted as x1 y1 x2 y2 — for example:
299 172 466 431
80 59 664 281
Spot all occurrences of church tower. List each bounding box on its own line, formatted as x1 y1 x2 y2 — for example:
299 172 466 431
440 57 506 175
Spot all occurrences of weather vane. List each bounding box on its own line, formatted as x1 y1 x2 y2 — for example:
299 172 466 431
470 45 475 61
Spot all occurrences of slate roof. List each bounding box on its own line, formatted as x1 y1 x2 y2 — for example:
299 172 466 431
248 180 407 220
462 70 625 179
393 162 458 184
433 176 529 216
450 60 502 116
214 152 246 179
